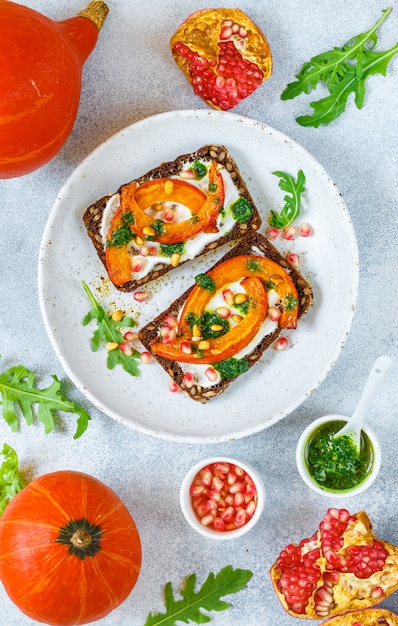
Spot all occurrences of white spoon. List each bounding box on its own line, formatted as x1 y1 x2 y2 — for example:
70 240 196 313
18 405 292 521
333 355 393 451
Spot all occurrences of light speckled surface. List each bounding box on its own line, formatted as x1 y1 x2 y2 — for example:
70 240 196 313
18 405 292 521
1 1 398 624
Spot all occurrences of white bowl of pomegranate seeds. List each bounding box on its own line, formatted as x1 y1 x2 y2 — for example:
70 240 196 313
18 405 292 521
180 456 265 539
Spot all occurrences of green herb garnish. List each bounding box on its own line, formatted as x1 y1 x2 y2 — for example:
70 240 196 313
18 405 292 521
144 566 252 626
106 211 134 248
0 444 26 516
214 357 249 380
195 273 216 292
0 364 90 439
246 258 262 273
281 8 398 127
269 170 306 230
190 160 207 180
198 312 230 340
284 295 299 311
231 197 253 223
208 182 217 193
160 242 185 257
82 282 140 377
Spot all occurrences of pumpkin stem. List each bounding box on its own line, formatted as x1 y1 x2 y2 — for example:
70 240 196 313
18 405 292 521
56 518 103 560
78 1 109 32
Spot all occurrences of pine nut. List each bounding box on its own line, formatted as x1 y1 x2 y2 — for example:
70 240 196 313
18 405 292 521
164 179 174 194
231 314 243 323
210 324 224 332
198 340 210 351
135 235 144 246
143 226 156 237
111 309 123 322
106 342 119 351
234 293 247 305
170 252 180 267
192 324 201 338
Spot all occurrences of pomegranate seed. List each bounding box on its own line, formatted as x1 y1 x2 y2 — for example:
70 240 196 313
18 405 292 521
223 289 234 305
182 372 195 389
267 226 280 240
220 506 235 522
268 307 281 322
235 466 244 477
200 513 215 527
180 168 195 179
200 469 212 487
299 222 312 237
134 291 149 302
205 499 218 511
213 517 226 531
164 315 178 328
206 489 221 501
282 226 297 240
181 341 192 355
246 500 257 517
161 329 176 344
196 503 209 518
190 483 206 496
227 471 237 485
215 306 230 319
214 462 230 474
140 351 152 363
140 245 149 257
169 380 180 393
211 476 224 492
132 258 143 272
245 482 257 498
234 492 245 507
287 253 299 268
123 330 138 341
205 367 218 382
164 207 175 222
149 245 157 256
234 508 247 527
273 337 289 351
119 342 133 356
229 481 245 494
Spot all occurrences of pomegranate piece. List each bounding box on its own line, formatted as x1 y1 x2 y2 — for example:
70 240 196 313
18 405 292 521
270 508 398 620
170 8 272 110
318 607 398 626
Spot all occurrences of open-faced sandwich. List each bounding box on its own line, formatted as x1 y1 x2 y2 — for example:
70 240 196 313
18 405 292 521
270 508 398 620
138 230 313 402
83 144 261 292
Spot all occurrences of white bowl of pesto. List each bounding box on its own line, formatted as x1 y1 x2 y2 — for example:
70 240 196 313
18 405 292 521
296 415 381 498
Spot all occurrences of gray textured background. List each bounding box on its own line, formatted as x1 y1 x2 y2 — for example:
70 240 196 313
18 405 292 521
1 1 397 624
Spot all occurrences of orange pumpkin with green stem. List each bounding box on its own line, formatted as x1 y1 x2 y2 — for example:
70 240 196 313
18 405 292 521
0 1 109 179
0 470 142 625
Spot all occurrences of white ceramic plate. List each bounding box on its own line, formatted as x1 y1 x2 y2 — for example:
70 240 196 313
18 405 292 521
38 110 359 443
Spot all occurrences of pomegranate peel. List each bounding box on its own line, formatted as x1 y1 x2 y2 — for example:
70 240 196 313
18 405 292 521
270 508 398 620
319 607 398 625
170 8 272 110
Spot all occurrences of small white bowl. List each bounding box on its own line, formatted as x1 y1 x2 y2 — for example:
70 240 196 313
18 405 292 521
180 456 265 540
296 415 381 498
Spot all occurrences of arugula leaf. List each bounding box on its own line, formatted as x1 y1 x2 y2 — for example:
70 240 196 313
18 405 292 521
0 443 26 515
268 170 306 229
281 8 398 127
82 282 141 377
0 365 90 438
145 566 252 626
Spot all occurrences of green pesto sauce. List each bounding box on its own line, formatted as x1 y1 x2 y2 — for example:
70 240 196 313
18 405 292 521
305 420 374 491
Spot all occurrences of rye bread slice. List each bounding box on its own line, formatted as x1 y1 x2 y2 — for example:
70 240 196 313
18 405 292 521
138 231 313 403
82 144 262 292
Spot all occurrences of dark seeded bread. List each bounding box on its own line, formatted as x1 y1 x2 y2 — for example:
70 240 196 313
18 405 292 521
83 144 262 292
138 231 313 403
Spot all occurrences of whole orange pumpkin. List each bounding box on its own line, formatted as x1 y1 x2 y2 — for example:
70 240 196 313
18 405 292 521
0 470 142 625
0 0 108 179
